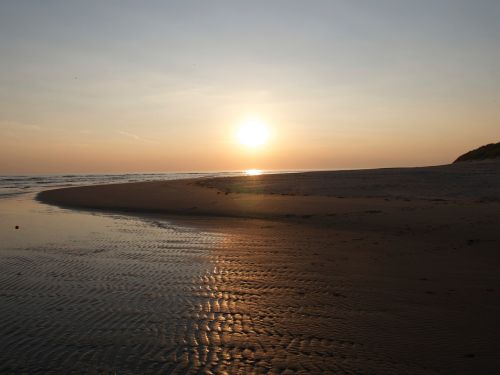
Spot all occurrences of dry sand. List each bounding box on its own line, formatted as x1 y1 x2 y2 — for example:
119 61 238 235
39 160 500 218
33 161 500 373
38 161 500 235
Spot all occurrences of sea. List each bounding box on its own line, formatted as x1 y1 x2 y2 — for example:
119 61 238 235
0 171 253 199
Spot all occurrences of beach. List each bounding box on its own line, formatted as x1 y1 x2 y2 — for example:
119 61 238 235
4 1 500 373
22 161 500 373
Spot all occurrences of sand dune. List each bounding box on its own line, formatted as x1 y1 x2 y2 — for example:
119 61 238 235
454 142 500 163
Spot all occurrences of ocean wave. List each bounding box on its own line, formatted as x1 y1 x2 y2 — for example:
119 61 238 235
0 171 246 197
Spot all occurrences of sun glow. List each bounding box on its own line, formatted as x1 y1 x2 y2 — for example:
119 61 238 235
245 169 262 176
237 119 269 148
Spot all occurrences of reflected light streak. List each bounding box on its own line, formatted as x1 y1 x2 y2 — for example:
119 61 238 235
245 169 262 176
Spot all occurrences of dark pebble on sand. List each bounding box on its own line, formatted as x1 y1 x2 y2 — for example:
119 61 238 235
467 239 480 246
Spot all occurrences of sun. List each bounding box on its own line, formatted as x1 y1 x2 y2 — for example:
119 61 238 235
237 119 269 148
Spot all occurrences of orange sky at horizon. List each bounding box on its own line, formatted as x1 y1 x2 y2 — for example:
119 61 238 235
2 117 491 174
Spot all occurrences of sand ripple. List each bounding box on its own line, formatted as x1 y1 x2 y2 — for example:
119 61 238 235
1 198 499 374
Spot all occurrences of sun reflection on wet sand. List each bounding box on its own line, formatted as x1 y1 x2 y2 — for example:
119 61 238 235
183 226 360 373
180 218 500 374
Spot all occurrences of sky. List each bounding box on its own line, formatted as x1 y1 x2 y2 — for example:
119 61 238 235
1 0 499 174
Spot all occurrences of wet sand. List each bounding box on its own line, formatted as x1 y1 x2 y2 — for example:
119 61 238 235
3 162 500 373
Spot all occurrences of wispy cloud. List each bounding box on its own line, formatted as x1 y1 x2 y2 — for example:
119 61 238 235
116 130 157 143
0 121 42 140
22 124 41 131
0 120 41 131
